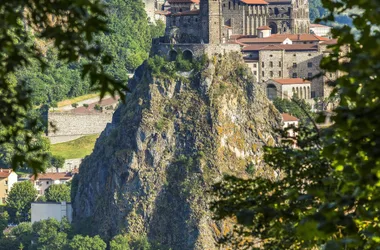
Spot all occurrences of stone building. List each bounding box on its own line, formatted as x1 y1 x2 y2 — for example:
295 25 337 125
266 78 311 100
267 0 310 34
162 0 311 45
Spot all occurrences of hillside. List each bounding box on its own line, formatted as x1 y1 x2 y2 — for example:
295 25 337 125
71 53 281 249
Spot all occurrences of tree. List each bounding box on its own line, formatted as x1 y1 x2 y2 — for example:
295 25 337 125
68 235 107 250
0 211 9 237
49 155 65 172
272 97 313 120
9 222 33 249
110 234 130 250
6 181 37 222
213 0 380 249
32 218 69 250
45 184 71 202
0 0 126 174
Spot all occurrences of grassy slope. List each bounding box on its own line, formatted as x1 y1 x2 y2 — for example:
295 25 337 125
51 134 99 159
57 93 100 107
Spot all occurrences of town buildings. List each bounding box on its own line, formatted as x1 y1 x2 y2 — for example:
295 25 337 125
0 169 18 204
30 172 75 196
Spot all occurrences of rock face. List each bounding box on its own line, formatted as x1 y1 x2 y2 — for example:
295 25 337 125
72 52 281 249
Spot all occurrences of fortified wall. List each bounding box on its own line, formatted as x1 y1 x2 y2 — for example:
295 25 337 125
47 112 113 141
151 41 241 60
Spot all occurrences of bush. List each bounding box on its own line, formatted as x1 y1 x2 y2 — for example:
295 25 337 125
71 103 79 108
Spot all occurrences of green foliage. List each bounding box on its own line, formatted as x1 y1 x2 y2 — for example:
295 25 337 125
71 103 79 108
32 218 68 250
273 97 313 120
0 0 127 173
110 234 130 250
213 0 380 249
49 155 65 171
69 235 107 250
6 181 37 223
97 0 165 77
50 134 99 159
0 211 9 237
45 184 71 202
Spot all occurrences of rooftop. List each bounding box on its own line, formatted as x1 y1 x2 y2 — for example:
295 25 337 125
240 0 268 4
282 113 299 122
168 0 199 3
237 33 329 44
257 25 272 30
272 78 311 85
30 172 75 181
242 44 318 51
0 169 14 178
171 9 200 16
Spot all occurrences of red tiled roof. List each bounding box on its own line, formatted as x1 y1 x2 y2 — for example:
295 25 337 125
240 0 268 4
310 23 331 28
30 172 74 181
272 78 311 85
320 39 338 45
0 169 13 178
238 33 329 45
242 44 318 51
171 9 200 16
168 0 199 3
282 113 299 122
257 25 272 30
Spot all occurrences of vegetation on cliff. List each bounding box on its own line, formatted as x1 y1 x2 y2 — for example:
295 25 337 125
213 0 380 249
71 52 281 249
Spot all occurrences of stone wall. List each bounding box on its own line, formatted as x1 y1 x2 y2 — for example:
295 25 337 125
47 112 113 137
256 49 324 97
152 43 241 59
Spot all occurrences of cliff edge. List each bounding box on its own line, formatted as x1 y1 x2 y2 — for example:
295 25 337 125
72 52 281 249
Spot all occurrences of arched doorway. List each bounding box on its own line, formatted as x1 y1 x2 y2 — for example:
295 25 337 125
169 50 178 61
269 22 278 34
183 50 193 61
267 84 277 100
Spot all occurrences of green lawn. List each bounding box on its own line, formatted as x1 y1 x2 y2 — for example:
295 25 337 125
51 134 99 159
56 93 100 107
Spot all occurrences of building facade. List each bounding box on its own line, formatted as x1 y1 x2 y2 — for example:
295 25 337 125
0 169 18 204
31 202 73 223
31 172 74 196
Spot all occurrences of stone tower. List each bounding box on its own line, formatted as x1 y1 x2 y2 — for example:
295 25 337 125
291 0 310 34
267 0 310 34
201 0 222 44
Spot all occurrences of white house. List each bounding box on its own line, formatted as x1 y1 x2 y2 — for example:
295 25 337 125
281 113 299 138
0 169 18 204
31 202 73 223
310 23 332 38
30 172 74 196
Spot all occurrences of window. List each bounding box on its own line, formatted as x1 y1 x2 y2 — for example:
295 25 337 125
308 72 312 78
262 71 265 77
293 63 297 68
293 54 296 57
292 73 297 78
262 62 265 68
270 54 273 57
254 63 257 68
279 61 282 67
270 61 273 67
47 181 50 185
5 189 8 194
308 53 312 56
279 71 282 77
5 180 7 185
254 71 257 75
311 91 316 98
270 71 274 77
308 62 312 68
